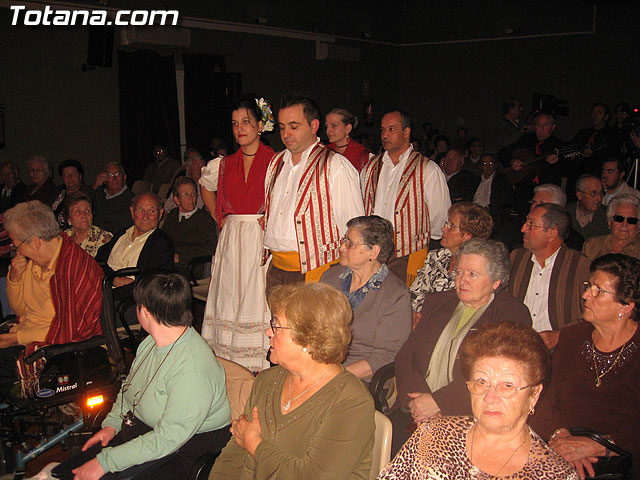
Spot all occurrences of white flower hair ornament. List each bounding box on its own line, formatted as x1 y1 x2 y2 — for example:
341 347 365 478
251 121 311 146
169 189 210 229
256 98 275 133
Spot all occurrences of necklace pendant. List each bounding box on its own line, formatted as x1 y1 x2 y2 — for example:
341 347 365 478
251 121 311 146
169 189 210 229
283 400 291 411
595 378 601 387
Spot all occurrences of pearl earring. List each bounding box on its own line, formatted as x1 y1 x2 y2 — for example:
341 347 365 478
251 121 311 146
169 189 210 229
302 347 308 353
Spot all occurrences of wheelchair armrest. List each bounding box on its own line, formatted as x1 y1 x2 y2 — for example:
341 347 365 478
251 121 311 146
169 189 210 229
187 255 212 286
25 336 106 363
369 362 395 414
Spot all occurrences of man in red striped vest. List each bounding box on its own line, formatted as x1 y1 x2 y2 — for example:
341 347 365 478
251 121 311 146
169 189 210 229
264 95 364 291
361 110 450 286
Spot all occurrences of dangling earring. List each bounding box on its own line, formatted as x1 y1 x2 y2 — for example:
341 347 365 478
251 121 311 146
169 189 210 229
529 406 535 415
618 312 622 321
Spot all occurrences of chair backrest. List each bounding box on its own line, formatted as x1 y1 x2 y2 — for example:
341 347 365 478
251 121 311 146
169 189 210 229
157 182 172 200
370 410 392 480
216 356 255 418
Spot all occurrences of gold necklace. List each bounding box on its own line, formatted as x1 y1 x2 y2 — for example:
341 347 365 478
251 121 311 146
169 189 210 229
470 424 528 477
283 366 336 412
592 323 635 387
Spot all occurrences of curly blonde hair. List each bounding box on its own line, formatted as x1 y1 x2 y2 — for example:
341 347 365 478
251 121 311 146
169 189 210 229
268 283 352 364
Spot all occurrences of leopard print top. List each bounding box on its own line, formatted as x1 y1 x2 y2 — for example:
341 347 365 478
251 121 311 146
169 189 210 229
377 416 578 480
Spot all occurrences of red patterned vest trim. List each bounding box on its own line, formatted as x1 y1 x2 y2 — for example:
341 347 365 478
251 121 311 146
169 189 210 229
362 151 431 257
265 144 341 273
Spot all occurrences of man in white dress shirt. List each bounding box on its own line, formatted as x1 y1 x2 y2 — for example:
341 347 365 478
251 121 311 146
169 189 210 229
361 110 450 285
263 95 364 291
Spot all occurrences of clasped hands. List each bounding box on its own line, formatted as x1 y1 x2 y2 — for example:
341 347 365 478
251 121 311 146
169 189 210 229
230 406 263 456
407 392 440 424
550 428 608 480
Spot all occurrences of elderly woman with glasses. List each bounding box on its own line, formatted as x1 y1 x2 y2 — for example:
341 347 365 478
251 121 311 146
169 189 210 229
532 254 640 479
379 322 577 480
389 238 531 455
582 194 640 261
410 203 493 328
210 282 375 480
320 215 411 382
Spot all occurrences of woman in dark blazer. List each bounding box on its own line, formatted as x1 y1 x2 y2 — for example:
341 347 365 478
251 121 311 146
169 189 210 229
321 216 412 384
390 238 532 454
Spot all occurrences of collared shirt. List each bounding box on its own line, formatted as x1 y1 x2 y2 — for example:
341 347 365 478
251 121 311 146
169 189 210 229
179 207 198 221
7 237 62 344
602 181 640 206
574 204 594 228
473 173 494 207
104 185 128 200
523 247 560 332
107 226 155 271
338 264 389 311
264 139 364 252
367 145 449 239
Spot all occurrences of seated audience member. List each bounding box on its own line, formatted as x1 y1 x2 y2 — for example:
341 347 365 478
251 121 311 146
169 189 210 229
532 254 640 479
96 193 174 297
49 273 231 480
143 145 181 194
567 174 609 241
92 161 135 235
51 158 92 227
325 108 371 172
23 155 58 206
472 153 512 230
582 194 640 261
0 161 27 213
160 177 216 276
430 134 450 163
410 203 493 326
1 201 103 396
494 96 524 151
391 238 531 454
509 203 590 350
463 137 484 175
320 216 411 382
528 184 584 251
380 322 576 480
63 191 112 258
163 148 206 213
441 148 480 203
602 157 640 205
210 282 375 480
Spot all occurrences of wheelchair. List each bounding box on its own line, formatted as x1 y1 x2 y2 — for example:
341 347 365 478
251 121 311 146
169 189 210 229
0 267 137 479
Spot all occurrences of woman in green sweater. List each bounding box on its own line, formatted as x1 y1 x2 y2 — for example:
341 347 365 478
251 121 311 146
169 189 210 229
50 273 231 480
210 282 376 480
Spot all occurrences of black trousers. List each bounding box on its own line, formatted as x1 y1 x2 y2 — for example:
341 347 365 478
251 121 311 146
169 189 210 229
52 416 231 480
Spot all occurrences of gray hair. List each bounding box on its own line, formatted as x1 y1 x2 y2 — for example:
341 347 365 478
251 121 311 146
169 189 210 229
533 184 566 207
535 203 571 240
346 215 395 264
131 192 162 210
4 200 61 241
606 194 640 220
104 161 125 176
27 155 52 177
576 173 601 193
183 148 203 164
456 238 511 293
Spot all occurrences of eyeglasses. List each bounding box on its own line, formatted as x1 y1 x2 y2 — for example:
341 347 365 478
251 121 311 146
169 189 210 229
522 221 547 230
269 318 291 334
340 236 368 249
177 192 197 198
612 215 638 225
480 161 495 166
583 281 616 298
443 220 461 230
466 378 533 398
580 189 605 198
12 236 32 249
106 172 122 178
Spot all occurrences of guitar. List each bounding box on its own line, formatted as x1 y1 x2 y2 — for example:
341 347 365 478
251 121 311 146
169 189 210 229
504 144 585 185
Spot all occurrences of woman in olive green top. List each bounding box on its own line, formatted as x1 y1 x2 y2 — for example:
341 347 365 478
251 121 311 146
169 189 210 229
210 282 375 480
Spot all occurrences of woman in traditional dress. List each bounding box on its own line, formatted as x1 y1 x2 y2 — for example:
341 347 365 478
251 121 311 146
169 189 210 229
200 95 275 373
325 108 371 172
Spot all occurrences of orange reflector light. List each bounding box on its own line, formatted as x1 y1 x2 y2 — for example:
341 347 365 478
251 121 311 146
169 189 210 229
86 395 104 408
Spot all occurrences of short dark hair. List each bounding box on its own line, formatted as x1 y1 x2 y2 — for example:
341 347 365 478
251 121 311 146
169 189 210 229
460 321 550 386
64 191 93 222
232 94 263 126
57 158 84 178
133 273 193 327
591 102 610 117
466 137 484 150
384 110 412 131
502 96 520 115
0 161 19 177
172 176 197 194
535 203 571 240
346 215 395 263
602 157 626 174
433 134 450 148
279 94 320 124
590 254 640 322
